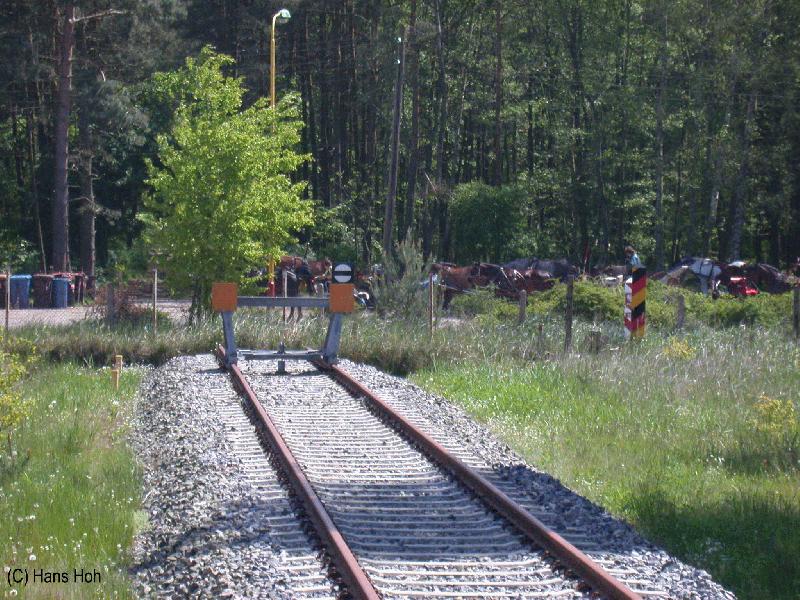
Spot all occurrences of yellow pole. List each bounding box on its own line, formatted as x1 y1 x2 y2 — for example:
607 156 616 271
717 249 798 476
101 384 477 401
270 9 291 110
270 12 277 110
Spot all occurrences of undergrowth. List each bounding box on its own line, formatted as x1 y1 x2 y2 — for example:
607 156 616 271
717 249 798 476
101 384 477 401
0 350 142 598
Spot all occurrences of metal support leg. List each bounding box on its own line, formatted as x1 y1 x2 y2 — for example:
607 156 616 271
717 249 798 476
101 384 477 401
322 313 344 364
221 311 237 367
277 340 287 374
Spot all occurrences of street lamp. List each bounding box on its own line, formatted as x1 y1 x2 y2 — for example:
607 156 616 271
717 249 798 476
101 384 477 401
270 8 292 109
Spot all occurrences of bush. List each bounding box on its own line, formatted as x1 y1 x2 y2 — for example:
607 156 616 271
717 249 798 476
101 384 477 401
448 182 529 263
373 237 432 319
649 280 794 328
0 339 36 466
450 287 519 324
528 280 622 322
522 278 795 330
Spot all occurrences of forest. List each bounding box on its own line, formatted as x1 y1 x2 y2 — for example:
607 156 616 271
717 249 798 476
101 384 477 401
2 0 800 285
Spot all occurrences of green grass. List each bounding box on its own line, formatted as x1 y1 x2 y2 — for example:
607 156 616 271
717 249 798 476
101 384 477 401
0 361 142 599
7 291 800 598
410 328 800 600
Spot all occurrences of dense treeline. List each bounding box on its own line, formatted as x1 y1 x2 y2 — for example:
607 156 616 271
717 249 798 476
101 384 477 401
1 0 799 281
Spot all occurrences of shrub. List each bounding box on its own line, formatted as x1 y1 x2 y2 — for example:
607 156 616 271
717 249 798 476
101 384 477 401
0 339 36 463
661 336 697 360
373 237 432 319
528 281 621 322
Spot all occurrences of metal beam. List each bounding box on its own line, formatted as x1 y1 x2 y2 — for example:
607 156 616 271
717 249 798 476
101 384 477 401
240 350 323 361
238 296 329 308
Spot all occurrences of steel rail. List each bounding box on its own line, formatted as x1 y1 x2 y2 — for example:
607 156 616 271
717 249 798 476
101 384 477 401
214 346 380 600
316 359 642 600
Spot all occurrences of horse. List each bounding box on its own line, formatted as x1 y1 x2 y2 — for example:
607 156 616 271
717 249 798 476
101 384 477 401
517 268 556 292
471 263 518 298
505 258 578 282
432 262 520 309
743 263 793 294
431 263 472 309
275 263 315 320
590 264 627 278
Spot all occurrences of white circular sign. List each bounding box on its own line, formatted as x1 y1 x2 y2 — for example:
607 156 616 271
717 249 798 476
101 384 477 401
333 263 353 283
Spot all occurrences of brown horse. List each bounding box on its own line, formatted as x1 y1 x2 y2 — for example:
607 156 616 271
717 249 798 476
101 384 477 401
516 268 555 293
431 263 472 309
471 263 518 298
279 255 306 271
432 262 519 308
307 258 332 279
744 263 793 294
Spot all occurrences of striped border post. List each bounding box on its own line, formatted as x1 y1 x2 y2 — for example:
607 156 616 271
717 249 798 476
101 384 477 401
624 268 647 339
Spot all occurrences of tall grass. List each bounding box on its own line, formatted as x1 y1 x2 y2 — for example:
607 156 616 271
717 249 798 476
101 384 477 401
411 329 800 600
0 362 142 598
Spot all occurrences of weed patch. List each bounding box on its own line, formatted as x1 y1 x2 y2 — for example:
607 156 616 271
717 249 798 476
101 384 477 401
0 357 142 598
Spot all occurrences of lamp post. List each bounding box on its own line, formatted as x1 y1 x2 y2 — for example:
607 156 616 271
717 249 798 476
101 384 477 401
270 8 292 109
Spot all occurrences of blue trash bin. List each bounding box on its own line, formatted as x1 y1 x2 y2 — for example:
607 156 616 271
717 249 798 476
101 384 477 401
52 277 70 309
9 275 32 308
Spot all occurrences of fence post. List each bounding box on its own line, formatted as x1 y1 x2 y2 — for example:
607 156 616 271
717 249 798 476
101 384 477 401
428 272 434 336
152 267 158 334
537 322 544 356
793 287 799 340
4 266 10 333
624 268 647 339
564 276 574 352
518 290 527 325
676 294 685 330
282 269 288 323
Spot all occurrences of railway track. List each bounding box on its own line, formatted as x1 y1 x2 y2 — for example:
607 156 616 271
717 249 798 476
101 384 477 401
214 349 668 599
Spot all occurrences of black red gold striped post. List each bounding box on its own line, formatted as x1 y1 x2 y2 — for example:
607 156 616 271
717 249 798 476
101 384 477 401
624 268 647 338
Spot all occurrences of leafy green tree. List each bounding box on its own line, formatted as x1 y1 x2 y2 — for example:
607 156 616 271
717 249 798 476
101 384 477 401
448 182 528 264
141 48 312 318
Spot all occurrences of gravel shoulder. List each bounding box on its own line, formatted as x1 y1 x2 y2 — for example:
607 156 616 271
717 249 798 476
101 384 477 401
129 355 335 599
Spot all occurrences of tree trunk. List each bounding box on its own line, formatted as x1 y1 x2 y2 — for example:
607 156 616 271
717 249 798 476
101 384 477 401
671 137 683 264
52 3 75 272
301 16 319 200
26 111 47 272
402 0 420 241
702 146 723 258
78 102 96 289
491 2 503 185
727 92 756 261
382 34 405 257
316 14 332 206
653 6 667 269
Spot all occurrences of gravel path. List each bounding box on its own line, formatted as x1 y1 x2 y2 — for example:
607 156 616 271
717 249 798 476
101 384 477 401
129 354 735 599
5 300 189 329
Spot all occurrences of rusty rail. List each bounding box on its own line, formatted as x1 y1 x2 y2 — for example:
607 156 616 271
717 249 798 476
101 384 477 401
215 346 380 600
316 359 642 600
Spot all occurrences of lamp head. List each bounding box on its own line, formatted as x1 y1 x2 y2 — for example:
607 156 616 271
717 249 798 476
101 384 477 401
274 8 291 24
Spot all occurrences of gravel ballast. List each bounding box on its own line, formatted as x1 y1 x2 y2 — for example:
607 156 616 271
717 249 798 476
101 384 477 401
130 354 735 599
129 355 335 599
